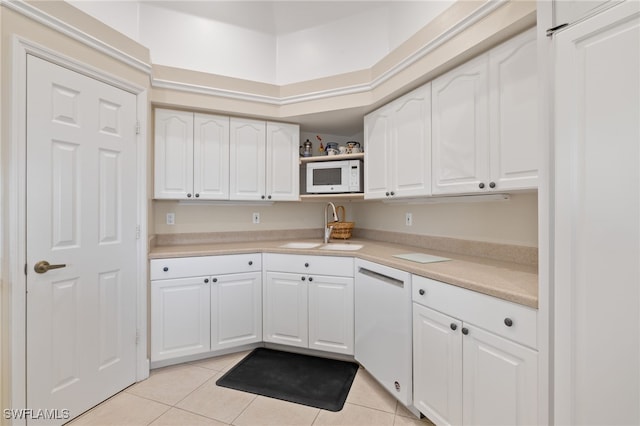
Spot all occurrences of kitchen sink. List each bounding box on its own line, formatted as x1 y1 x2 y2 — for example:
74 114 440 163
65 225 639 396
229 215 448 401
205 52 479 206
279 242 322 249
319 243 363 251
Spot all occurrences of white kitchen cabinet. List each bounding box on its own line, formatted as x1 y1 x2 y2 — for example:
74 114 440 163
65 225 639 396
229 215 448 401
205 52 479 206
553 2 640 425
151 276 211 362
412 275 538 426
488 28 539 191
154 109 229 200
266 122 300 200
553 0 619 27
413 303 463 426
432 28 537 195
154 109 194 199
263 271 309 348
211 272 262 351
462 324 538 426
263 254 354 355
364 83 431 199
308 275 354 354
194 113 230 199
230 117 266 201
230 118 299 201
150 254 262 363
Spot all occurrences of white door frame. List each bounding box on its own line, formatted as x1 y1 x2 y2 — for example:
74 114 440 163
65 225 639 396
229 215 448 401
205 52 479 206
6 36 149 423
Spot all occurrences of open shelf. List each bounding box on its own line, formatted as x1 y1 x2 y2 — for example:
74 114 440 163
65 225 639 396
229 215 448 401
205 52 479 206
299 153 364 163
299 193 365 202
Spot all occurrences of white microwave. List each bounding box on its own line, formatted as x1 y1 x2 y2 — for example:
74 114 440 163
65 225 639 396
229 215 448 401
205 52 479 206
306 159 364 194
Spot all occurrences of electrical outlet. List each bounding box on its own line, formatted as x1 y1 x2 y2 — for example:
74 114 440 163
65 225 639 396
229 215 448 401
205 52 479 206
166 213 175 225
252 212 260 224
405 213 413 226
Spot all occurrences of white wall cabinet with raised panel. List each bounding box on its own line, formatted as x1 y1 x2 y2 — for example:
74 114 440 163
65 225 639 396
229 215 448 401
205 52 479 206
150 254 262 364
364 83 431 200
413 275 538 426
230 118 299 201
432 28 538 195
154 109 230 200
263 254 354 355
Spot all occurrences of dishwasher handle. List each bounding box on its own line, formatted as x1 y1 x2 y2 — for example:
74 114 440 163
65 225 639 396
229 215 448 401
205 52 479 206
357 267 404 288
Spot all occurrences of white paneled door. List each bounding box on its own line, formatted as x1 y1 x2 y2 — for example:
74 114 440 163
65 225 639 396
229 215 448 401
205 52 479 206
26 55 138 424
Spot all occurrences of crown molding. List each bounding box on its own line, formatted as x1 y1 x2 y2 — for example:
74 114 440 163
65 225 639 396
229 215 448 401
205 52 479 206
1 0 152 75
4 0 510 106
150 0 508 105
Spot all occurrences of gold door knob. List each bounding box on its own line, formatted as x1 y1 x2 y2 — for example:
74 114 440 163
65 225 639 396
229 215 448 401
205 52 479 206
34 261 67 274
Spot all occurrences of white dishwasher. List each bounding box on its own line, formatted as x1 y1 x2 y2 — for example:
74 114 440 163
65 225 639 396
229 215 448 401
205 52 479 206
354 259 413 406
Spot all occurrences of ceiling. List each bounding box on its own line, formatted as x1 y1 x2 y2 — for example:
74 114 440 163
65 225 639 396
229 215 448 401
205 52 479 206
144 1 393 36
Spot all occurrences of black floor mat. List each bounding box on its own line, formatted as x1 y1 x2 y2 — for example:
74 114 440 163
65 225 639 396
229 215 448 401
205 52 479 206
215 348 358 412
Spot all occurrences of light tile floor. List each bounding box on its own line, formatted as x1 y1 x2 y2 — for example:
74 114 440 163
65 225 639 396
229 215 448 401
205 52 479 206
68 350 435 426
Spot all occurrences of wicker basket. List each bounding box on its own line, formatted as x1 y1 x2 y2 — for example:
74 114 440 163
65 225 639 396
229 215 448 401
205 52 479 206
330 205 355 239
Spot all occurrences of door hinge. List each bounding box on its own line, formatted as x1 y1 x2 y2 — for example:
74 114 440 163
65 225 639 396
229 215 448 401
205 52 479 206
135 330 140 345
546 23 569 37
135 121 141 135
136 225 141 240
24 263 28 276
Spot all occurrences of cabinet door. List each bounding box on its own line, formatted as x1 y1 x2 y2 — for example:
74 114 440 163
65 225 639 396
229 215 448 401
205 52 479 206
154 109 194 199
230 117 266 200
151 276 210 361
266 122 299 201
554 3 640 425
211 272 262 351
193 113 229 200
432 55 490 194
488 29 538 191
263 272 308 348
308 275 354 355
554 0 619 26
413 303 463 426
364 106 392 199
462 324 538 426
391 83 432 198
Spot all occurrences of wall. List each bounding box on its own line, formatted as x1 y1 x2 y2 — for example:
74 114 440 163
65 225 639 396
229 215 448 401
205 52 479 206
0 3 151 421
67 0 456 85
153 193 538 249
353 193 538 247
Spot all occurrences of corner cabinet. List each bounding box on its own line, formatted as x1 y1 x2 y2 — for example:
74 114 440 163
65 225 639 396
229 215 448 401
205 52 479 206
230 118 299 201
150 254 262 363
412 275 538 425
364 83 432 200
263 254 354 355
154 109 230 200
432 28 538 195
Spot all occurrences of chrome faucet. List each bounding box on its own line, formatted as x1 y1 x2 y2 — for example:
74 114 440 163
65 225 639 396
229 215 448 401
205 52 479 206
324 202 339 244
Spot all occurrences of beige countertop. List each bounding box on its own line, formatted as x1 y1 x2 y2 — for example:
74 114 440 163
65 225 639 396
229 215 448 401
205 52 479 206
149 238 538 309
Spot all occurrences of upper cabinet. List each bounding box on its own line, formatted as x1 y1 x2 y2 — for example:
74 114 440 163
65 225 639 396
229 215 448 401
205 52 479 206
554 0 620 27
266 122 300 201
364 83 432 200
229 118 300 201
155 109 229 200
432 55 490 195
155 110 299 201
230 118 266 201
432 28 538 195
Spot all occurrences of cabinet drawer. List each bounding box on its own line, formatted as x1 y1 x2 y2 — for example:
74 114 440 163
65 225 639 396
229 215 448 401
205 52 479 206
150 254 262 280
412 275 537 349
264 253 354 277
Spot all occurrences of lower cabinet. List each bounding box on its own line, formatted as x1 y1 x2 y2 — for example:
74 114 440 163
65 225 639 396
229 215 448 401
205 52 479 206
412 275 538 426
210 272 262 351
151 276 212 361
263 254 354 355
150 254 262 362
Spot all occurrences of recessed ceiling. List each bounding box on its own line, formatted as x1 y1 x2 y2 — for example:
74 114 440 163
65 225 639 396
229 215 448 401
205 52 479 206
143 1 392 36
